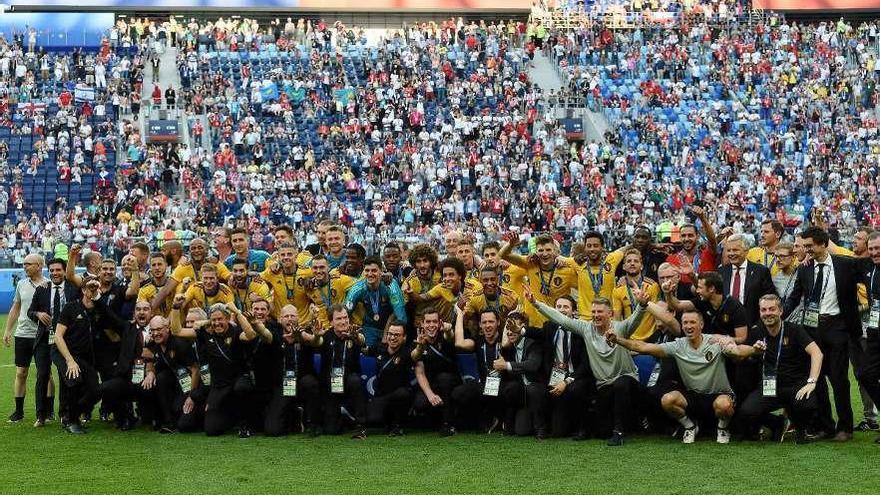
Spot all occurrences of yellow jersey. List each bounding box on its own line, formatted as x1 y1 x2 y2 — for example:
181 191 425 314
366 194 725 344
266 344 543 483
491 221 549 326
170 262 231 290
424 278 484 324
307 273 357 327
183 282 235 311
576 249 626 320
260 267 314 321
747 246 779 276
611 278 660 341
138 278 174 316
228 279 272 314
463 287 520 336
507 255 579 327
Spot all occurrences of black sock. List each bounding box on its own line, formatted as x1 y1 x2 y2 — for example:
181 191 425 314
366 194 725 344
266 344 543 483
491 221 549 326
14 397 24 414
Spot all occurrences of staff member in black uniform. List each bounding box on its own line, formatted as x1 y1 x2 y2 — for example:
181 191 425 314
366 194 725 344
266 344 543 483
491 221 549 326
170 295 257 438
176 307 211 432
313 305 367 439
28 258 80 427
522 295 593 440
243 298 282 433
365 319 413 436
451 305 509 433
142 314 200 434
856 232 880 443
784 227 865 441
54 278 106 434
263 304 320 437
497 312 545 438
737 295 823 443
412 306 460 437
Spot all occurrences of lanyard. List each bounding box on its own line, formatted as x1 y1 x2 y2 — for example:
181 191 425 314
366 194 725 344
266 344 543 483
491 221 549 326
486 294 501 312
281 269 296 300
318 282 332 309
234 280 250 311
367 287 382 316
538 261 557 295
482 341 499 370
588 261 604 294
211 333 234 363
331 337 348 368
283 341 299 372
764 250 777 271
625 275 644 314
766 325 785 373
871 267 878 298
378 348 398 376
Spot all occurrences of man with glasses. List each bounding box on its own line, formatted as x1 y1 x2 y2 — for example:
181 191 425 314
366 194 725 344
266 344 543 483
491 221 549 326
365 320 413 436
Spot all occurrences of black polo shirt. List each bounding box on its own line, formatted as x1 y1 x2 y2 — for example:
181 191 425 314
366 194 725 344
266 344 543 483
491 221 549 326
752 321 814 388
368 343 413 395
58 300 101 359
195 327 251 387
250 320 283 390
418 337 459 378
319 331 363 378
149 336 197 374
694 296 747 338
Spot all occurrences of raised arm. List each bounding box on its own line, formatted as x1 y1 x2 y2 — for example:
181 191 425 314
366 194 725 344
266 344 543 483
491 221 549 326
607 332 669 359
169 294 198 339
453 306 475 352
233 306 257 341
498 231 529 269
647 302 681 335
66 244 84 287
613 288 648 338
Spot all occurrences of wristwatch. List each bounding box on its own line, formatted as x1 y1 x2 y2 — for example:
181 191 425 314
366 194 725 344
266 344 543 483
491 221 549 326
806 378 817 384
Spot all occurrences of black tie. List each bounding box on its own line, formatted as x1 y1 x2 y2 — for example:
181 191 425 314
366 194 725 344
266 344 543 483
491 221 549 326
52 286 62 323
811 264 825 305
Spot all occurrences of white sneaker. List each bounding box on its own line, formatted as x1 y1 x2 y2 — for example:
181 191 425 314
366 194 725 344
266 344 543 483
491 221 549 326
682 425 699 444
717 428 730 444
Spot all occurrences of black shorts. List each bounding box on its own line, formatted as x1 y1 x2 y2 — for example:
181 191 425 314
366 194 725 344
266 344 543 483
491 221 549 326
14 336 37 368
683 390 735 420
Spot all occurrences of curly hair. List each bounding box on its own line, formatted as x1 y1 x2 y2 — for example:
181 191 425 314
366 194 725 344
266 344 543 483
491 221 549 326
408 243 438 270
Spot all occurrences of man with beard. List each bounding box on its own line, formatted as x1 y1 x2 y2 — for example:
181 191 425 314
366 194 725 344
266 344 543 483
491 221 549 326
169 301 258 437
747 219 786 276
612 249 661 341
338 243 366 278
412 306 460 436
735 295 823 443
406 257 482 325
306 254 356 328
401 244 441 333
261 242 312 321
161 241 184 272
323 225 348 270
138 252 174 317
141 313 200 434
575 231 626 321
262 304 321 436
345 256 407 346
498 232 579 327
480 241 526 296
182 263 235 312
857 232 880 442
666 207 718 285
617 226 669 282
463 267 519 337
271 225 313 268
305 220 334 256
228 258 271 314
365 319 413 436
312 305 367 439
152 238 232 312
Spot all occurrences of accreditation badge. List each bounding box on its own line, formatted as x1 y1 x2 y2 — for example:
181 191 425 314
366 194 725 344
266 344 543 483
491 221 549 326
803 303 820 328
868 299 880 329
283 370 297 397
331 367 345 394
131 359 145 384
483 371 501 397
176 368 192 393
549 366 566 387
762 375 777 397
199 364 212 387
647 361 661 388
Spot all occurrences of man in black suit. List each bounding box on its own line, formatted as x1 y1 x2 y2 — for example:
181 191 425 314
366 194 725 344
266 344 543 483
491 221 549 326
496 312 544 438
719 234 777 327
784 227 865 441
27 258 80 427
523 295 594 440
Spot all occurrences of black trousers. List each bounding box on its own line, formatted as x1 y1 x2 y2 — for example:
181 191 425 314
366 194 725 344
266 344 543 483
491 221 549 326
595 375 640 435
738 385 818 434
32 334 52 420
495 380 547 436
413 372 460 427
809 318 853 433
320 372 365 434
152 370 184 429
204 376 255 436
50 346 71 421
367 386 412 429
56 355 100 423
263 374 320 436
100 375 154 427
856 328 880 417
547 379 591 437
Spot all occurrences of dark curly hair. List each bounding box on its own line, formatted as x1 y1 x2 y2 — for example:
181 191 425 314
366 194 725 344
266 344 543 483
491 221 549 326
408 243 438 270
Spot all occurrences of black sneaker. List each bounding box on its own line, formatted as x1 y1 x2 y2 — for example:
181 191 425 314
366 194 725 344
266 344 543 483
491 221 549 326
65 422 86 434
351 428 367 440
238 426 253 439
100 412 112 422
388 425 404 437
46 412 55 423
484 417 500 434
607 431 624 447
535 428 547 440
7 411 23 423
440 423 456 437
857 419 880 432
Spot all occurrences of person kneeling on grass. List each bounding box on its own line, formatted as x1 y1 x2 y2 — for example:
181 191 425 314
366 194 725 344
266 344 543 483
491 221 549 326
606 310 752 444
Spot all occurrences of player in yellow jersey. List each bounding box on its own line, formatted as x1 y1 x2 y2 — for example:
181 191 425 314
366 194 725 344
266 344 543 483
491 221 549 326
406 257 482 324
611 249 660 341
575 231 627 321
402 244 442 319
498 232 579 327
272 225 313 268
306 254 357 327
463 266 520 337
138 252 175 316
229 258 272 313
260 241 314 321
151 238 232 313
747 219 784 276
181 263 235 311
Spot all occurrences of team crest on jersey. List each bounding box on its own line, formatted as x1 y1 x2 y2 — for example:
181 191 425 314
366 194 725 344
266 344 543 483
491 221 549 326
603 262 611 272
346 340 353 349
394 357 401 365
330 289 337 298
169 350 175 359
722 314 729 323
705 351 714 362
553 276 562 287
502 274 511 283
